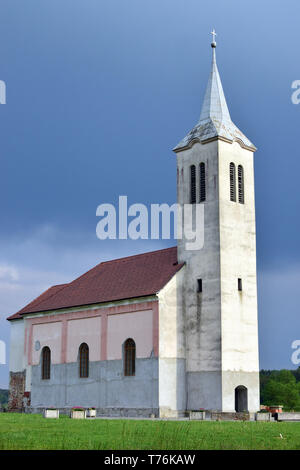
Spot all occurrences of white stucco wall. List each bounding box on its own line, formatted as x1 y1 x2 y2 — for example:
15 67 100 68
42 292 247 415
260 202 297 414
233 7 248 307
218 140 259 411
175 137 259 412
158 269 185 359
177 140 222 374
9 319 25 372
219 140 259 372
158 270 186 416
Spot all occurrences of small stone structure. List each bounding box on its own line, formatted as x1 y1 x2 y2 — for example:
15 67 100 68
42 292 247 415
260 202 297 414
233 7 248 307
189 411 206 420
87 409 96 418
256 412 272 421
44 409 59 418
210 411 254 421
275 412 300 422
70 409 86 419
266 405 283 414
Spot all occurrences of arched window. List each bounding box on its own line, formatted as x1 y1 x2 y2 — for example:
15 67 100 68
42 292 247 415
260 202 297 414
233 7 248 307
238 165 244 204
41 346 51 380
199 162 206 202
190 165 196 204
124 338 136 377
230 163 236 202
79 343 89 378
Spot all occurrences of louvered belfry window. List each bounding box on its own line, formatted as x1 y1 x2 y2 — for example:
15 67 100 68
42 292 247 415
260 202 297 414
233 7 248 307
190 165 196 204
124 338 136 376
41 346 51 380
79 343 89 378
238 165 244 204
230 162 236 202
199 162 206 202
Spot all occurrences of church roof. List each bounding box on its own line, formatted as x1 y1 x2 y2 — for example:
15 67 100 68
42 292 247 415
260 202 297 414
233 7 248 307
7 247 183 320
173 38 256 152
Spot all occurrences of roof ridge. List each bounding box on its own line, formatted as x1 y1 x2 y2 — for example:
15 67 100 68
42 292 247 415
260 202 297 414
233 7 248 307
99 246 177 265
16 282 69 315
67 246 177 285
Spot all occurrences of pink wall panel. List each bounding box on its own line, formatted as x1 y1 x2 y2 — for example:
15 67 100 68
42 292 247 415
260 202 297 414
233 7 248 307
107 309 153 360
32 322 62 365
66 316 101 363
27 300 158 365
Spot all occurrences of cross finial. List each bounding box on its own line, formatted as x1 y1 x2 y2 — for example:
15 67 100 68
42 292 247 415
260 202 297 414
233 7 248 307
211 29 217 48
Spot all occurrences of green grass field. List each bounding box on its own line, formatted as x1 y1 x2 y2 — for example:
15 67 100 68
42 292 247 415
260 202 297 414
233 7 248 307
0 413 300 450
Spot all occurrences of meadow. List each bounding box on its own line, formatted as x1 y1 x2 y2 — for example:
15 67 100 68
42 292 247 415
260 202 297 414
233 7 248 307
0 413 300 450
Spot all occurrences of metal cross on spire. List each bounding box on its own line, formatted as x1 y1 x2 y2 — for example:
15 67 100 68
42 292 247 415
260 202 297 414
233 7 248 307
211 29 217 48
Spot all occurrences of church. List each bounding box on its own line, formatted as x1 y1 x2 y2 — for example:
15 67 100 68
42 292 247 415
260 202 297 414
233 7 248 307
7 35 260 417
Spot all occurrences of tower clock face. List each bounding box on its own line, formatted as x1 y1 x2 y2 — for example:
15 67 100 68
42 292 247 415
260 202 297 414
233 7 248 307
35 341 41 351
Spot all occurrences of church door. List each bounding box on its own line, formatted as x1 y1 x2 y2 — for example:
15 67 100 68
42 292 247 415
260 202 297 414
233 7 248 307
235 386 248 412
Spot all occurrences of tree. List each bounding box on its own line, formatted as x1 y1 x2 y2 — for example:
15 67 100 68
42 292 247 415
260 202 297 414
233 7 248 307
0 389 8 408
291 367 300 383
261 370 300 410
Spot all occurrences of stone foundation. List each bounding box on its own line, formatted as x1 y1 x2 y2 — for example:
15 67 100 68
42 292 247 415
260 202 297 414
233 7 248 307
159 407 186 419
29 407 159 418
256 412 272 421
205 411 255 421
275 412 300 422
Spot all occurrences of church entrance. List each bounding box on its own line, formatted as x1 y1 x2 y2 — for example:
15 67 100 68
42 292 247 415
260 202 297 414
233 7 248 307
235 386 248 412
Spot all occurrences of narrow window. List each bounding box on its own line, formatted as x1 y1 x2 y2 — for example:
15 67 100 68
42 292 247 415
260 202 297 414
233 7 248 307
197 279 203 293
230 163 236 202
238 165 244 204
79 343 89 378
238 278 242 291
190 165 196 204
124 338 136 377
41 346 51 380
199 162 206 202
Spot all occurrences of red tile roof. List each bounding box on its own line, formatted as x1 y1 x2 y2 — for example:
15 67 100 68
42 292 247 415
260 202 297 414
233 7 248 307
7 247 183 320
7 284 69 320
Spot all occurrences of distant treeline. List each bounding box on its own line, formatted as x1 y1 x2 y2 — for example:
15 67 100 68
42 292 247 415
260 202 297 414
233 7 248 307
260 368 300 410
0 389 8 408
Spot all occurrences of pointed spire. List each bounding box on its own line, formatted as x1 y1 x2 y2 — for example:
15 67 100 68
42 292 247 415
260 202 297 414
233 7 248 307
173 31 256 152
198 37 231 125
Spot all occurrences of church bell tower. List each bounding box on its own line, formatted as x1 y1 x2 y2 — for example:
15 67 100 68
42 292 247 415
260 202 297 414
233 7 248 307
174 32 260 412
